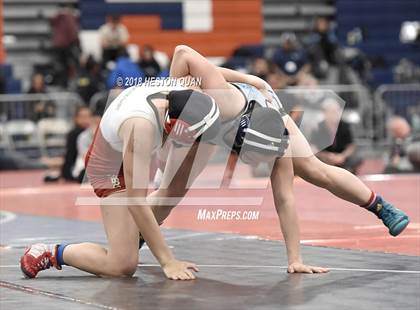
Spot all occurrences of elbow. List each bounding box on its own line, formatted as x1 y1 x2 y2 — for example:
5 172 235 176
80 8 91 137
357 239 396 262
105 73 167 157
174 45 194 59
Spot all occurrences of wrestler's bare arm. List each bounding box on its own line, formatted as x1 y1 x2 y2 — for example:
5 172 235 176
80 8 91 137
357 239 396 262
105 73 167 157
170 45 229 90
216 67 267 90
270 156 301 264
216 67 273 102
270 153 328 274
120 118 198 280
170 45 245 119
119 118 174 263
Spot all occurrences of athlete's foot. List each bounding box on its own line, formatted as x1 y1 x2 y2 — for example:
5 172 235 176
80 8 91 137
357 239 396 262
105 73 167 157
20 243 61 278
368 197 410 236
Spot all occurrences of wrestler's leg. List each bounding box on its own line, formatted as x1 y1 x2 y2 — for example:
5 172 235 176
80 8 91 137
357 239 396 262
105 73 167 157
62 191 140 277
284 115 372 205
286 116 409 235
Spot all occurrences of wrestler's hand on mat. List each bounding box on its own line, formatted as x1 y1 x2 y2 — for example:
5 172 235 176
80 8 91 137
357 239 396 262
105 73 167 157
162 259 199 280
288 262 329 274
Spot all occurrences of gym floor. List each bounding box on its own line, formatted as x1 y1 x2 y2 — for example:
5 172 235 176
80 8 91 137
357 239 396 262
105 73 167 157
1 169 419 309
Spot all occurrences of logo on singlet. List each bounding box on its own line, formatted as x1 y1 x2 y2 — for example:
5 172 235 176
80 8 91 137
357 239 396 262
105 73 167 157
110 175 121 189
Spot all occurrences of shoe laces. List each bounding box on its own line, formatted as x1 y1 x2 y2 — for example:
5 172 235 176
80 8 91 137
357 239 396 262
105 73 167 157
380 205 400 221
36 254 52 271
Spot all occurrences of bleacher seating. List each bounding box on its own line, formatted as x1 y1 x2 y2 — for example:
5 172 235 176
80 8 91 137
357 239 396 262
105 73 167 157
5 79 22 94
336 0 420 86
2 0 78 82
4 119 41 158
80 0 263 57
263 0 336 46
37 117 70 157
0 117 70 158
0 64 21 94
0 124 11 150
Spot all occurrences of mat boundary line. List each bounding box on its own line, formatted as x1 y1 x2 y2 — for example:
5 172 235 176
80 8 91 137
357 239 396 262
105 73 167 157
0 280 122 310
137 264 420 274
2 264 420 274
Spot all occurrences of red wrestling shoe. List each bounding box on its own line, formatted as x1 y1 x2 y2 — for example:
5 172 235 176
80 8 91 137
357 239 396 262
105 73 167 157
20 244 61 278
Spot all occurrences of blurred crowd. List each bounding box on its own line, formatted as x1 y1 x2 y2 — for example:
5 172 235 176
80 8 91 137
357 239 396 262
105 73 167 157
1 5 419 177
23 13 350 121
222 17 337 90
26 10 169 119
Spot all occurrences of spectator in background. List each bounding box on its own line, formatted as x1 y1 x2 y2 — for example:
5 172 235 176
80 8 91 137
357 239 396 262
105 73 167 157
408 143 420 172
0 72 5 94
311 98 362 174
384 116 420 173
107 49 144 89
28 73 46 94
221 46 257 70
99 15 129 68
61 106 92 181
312 17 338 64
27 73 56 121
50 4 80 87
272 32 311 86
266 71 290 90
71 55 104 104
45 106 92 182
305 16 339 79
250 58 271 81
138 45 161 78
73 103 106 183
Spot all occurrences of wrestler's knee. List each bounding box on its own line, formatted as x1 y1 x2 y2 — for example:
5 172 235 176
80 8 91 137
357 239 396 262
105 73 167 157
107 256 138 277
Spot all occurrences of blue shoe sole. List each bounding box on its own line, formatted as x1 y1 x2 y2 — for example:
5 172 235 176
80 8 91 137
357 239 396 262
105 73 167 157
389 218 410 237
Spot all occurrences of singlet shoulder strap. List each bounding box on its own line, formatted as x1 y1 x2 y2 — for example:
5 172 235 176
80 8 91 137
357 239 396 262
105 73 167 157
145 91 168 136
229 82 256 118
